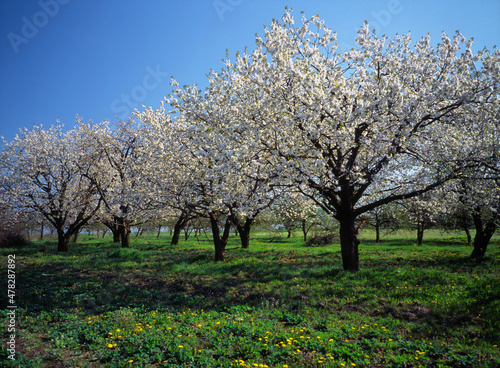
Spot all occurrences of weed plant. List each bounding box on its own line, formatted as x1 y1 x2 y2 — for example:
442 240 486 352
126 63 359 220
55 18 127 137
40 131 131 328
1 229 499 367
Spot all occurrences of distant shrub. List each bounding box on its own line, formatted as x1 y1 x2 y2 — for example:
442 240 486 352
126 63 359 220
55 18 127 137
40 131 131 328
108 248 144 262
0 231 29 248
305 232 337 247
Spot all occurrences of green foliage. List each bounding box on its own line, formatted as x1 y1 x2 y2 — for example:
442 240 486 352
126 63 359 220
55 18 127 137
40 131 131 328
0 230 499 367
305 233 337 247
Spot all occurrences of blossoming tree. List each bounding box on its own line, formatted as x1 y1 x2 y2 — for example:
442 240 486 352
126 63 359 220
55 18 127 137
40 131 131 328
0 122 104 251
81 119 158 248
137 75 280 259
219 9 499 270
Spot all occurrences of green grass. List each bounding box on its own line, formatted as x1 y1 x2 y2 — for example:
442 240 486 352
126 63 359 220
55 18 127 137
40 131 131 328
1 229 499 367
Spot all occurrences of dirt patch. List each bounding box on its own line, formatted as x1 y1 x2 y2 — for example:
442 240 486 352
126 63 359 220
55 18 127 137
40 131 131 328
373 301 433 321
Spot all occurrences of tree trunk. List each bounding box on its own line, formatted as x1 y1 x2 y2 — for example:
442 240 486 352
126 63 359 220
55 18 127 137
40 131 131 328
301 220 307 242
112 229 121 243
417 223 425 245
120 225 131 248
57 228 70 252
117 218 131 248
338 185 359 271
339 215 359 271
171 212 189 246
73 230 79 243
105 220 121 243
471 214 496 259
135 227 145 239
171 226 181 245
287 230 292 238
58 236 70 252
233 216 254 249
40 223 44 240
184 226 192 241
239 227 250 249
375 223 380 243
157 225 162 239
209 212 232 262
462 226 472 247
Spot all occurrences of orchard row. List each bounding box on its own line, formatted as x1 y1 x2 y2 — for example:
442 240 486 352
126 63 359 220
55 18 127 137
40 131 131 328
1 10 499 270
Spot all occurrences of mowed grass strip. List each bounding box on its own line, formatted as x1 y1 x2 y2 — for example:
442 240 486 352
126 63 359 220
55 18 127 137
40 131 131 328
1 230 499 367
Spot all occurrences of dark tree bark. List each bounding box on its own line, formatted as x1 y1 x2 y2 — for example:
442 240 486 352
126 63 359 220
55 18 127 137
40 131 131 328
55 221 83 251
300 218 317 243
56 228 70 252
324 181 360 271
171 212 190 246
103 219 121 243
338 219 359 271
209 211 233 262
49 204 98 252
301 220 307 242
57 236 70 252
135 227 142 239
116 205 131 248
118 219 131 248
463 226 472 247
471 212 496 259
40 222 44 240
184 225 193 241
417 223 425 245
233 216 254 249
113 229 121 243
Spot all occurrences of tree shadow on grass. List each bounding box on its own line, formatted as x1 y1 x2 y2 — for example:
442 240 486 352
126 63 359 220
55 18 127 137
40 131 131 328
5 243 349 318
4 240 498 341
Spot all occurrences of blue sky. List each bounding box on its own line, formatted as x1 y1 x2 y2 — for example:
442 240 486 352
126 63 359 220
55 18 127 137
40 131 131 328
0 0 499 142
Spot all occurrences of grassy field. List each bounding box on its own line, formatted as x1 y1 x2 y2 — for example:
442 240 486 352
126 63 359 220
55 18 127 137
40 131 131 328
1 229 499 367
